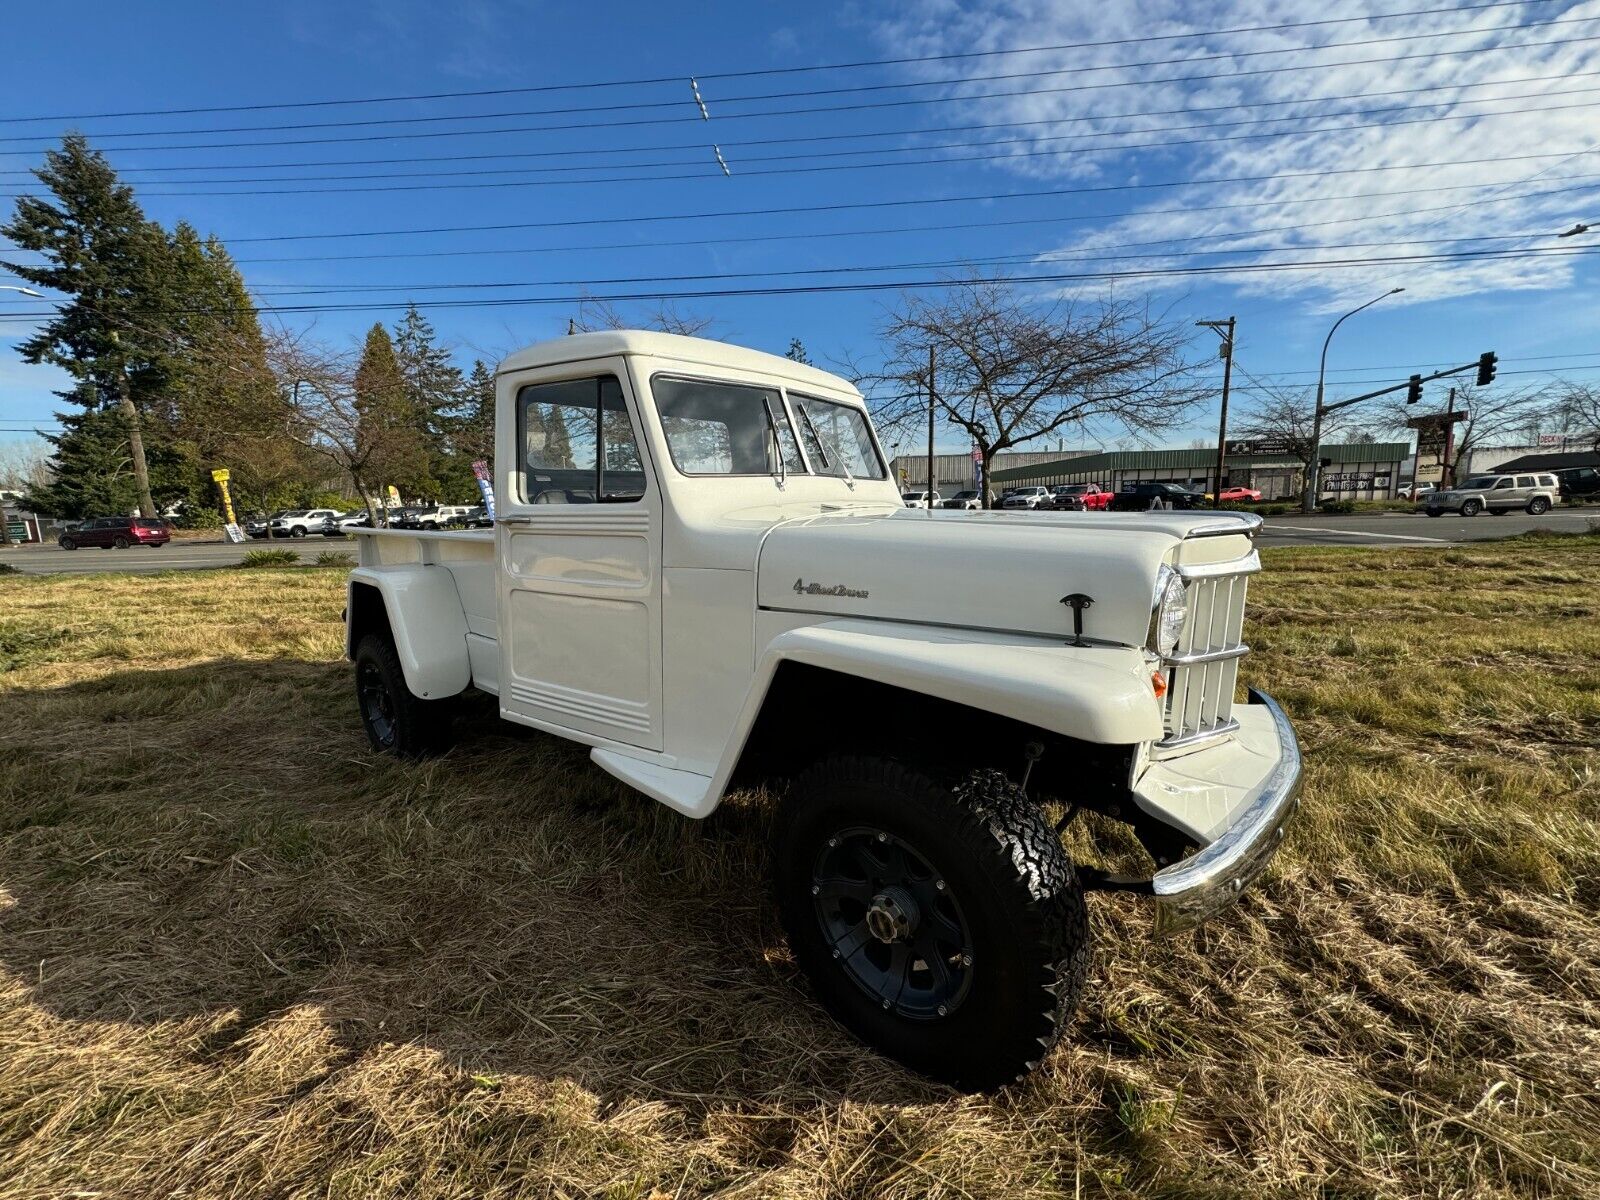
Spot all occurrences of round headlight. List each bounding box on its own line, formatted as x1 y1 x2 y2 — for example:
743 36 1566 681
1154 569 1188 657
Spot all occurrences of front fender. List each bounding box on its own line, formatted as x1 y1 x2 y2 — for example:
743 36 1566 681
704 618 1165 810
347 565 471 700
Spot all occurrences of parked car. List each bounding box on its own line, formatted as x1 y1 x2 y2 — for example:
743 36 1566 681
455 506 493 528
1395 483 1435 501
1001 485 1051 510
392 504 477 530
1109 482 1211 511
57 515 171 550
1422 473 1560 516
270 508 343 538
337 512 374 531
1046 483 1114 511
1216 486 1263 503
900 490 941 509
1555 465 1600 499
246 510 289 539
314 515 349 538
342 330 1301 1090
939 490 983 510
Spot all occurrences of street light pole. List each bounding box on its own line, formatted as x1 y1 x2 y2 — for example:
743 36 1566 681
1198 317 1235 504
1302 287 1404 513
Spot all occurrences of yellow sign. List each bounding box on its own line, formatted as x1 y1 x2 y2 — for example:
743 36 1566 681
210 468 231 483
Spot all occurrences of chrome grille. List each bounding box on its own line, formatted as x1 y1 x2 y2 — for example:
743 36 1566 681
1161 559 1254 747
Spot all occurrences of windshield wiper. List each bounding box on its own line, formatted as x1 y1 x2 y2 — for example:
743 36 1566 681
797 401 854 490
761 396 787 489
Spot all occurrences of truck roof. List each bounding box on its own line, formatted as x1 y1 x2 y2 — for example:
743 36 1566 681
496 330 862 398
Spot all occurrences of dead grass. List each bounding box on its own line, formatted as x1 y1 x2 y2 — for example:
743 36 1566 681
1 537 1597 1198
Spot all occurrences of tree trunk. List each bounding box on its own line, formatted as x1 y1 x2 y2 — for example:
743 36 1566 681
980 447 997 508
115 368 157 519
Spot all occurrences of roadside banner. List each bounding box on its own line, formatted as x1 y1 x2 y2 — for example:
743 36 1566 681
471 459 496 521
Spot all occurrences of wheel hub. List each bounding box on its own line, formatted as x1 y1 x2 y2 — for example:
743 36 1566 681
865 887 918 943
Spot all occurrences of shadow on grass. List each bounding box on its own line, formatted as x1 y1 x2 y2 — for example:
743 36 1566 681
0 658 948 1111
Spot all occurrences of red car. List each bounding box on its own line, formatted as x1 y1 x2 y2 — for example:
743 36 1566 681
58 516 172 550
1217 486 1263 503
1046 483 1114 511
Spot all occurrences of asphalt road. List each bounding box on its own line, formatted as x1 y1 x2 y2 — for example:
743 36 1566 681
3 508 1594 574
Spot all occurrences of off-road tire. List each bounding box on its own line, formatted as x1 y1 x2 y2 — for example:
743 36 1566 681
353 633 455 758
1527 497 1551 515
1461 499 1483 516
58 536 77 550
774 758 1088 1091
112 535 131 549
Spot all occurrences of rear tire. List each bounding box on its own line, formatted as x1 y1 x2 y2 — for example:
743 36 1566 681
112 535 131 549
353 634 455 758
774 758 1088 1091
1460 499 1483 517
1527 497 1551 515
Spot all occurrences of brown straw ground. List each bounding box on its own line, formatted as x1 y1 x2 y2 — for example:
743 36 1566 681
1 533 1597 1198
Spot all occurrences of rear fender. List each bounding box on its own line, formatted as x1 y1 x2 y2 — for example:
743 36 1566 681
346 566 471 700
704 618 1165 811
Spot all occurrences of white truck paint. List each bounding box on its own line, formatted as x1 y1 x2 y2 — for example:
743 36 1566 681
344 330 1302 1087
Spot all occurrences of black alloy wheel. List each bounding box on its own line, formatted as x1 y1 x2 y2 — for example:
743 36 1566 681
352 634 455 757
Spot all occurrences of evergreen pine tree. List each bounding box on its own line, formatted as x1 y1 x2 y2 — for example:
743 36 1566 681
392 304 469 499
1 135 169 516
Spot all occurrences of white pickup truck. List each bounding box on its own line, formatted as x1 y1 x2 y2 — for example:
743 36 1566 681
345 330 1302 1090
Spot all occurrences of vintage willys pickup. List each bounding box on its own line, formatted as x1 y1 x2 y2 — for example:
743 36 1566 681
345 331 1302 1089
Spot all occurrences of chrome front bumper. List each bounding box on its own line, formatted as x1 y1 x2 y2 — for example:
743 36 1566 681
1148 689 1303 934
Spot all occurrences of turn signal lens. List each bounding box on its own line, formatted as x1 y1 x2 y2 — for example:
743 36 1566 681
1151 670 1168 698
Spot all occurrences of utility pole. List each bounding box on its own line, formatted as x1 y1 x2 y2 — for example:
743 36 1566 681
109 331 157 519
1440 386 1457 487
926 344 936 513
1198 317 1236 503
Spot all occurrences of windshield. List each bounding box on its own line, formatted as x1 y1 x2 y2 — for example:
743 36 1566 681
654 375 804 476
1461 477 1501 489
953 491 978 499
789 393 886 479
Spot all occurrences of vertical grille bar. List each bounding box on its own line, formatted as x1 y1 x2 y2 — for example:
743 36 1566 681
1161 567 1251 747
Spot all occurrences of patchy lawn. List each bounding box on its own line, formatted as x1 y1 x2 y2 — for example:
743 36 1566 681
1 538 1597 1199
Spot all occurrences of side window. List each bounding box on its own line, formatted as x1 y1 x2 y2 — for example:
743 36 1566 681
517 375 646 504
1515 476 1536 488
1495 478 1515 490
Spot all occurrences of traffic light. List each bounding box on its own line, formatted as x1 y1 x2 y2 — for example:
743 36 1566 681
1406 374 1423 404
1476 350 1498 387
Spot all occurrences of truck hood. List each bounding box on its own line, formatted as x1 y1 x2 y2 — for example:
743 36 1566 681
756 508 1259 648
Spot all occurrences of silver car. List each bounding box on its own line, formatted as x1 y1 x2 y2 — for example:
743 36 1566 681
1423 473 1559 517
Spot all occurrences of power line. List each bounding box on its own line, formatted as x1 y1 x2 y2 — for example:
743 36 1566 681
31 89 1600 192
0 0 1554 123
9 65 1585 177
11 27 1596 154
2 244 1597 319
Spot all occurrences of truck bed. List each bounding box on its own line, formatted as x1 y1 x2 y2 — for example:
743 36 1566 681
352 528 499 688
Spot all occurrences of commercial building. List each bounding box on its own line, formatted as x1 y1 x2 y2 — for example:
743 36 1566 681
889 449 1097 497
989 442 1410 501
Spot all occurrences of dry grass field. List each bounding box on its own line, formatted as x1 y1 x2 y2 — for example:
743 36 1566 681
1 534 1598 1199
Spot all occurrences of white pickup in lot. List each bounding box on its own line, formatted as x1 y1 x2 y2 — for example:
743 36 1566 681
344 331 1301 1089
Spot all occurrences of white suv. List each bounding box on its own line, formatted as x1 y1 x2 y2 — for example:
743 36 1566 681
1422 473 1560 517
1001 486 1050 509
269 509 342 538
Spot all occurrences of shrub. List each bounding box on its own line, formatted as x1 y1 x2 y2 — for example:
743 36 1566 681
1319 499 1357 514
238 548 299 568
0 561 18 576
313 551 353 567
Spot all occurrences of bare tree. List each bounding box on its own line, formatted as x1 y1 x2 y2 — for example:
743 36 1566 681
264 327 428 525
1362 382 1554 483
862 277 1197 506
570 297 718 338
1556 384 1600 453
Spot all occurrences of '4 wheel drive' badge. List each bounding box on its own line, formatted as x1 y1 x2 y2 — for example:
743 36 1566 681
794 578 869 599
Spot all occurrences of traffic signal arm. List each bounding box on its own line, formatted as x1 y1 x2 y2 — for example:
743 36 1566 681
1320 354 1496 415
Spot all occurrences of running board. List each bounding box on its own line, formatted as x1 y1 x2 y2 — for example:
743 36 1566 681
590 749 717 819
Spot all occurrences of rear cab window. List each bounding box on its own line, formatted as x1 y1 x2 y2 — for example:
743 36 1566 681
518 374 648 503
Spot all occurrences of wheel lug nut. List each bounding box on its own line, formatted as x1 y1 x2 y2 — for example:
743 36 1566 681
961 953 973 967
832 949 841 959
935 879 946 891
877 833 887 843
827 837 838 847
882 999 892 1009
810 885 820 895
937 1005 948 1016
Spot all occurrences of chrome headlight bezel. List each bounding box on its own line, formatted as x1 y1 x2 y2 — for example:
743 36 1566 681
1150 564 1189 658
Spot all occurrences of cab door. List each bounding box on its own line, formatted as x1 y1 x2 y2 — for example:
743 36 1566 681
495 361 664 751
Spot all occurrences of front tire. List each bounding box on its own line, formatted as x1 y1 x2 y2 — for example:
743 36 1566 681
774 758 1088 1091
58 536 77 550
290 526 307 538
353 634 455 757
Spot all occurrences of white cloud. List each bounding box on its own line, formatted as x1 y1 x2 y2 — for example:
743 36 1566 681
870 0 1600 308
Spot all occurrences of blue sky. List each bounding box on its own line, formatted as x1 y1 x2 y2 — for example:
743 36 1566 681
3 0 1599 462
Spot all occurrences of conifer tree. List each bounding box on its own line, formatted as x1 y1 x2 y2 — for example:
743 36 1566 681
1 135 167 516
